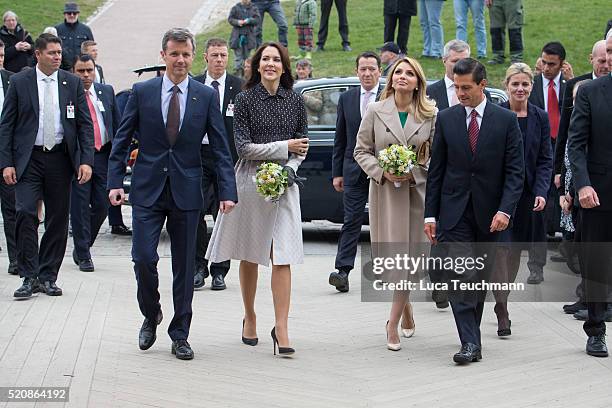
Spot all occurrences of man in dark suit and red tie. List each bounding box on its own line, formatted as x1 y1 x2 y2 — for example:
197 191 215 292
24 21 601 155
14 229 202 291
425 58 524 364
193 37 243 291
0 33 94 298
107 28 237 360
528 42 567 283
70 54 121 272
567 30 612 358
329 51 382 293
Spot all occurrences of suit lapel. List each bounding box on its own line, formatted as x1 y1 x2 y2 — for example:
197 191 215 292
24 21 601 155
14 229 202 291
526 103 537 159
534 75 545 109
28 69 39 117
435 81 449 110
0 70 9 95
58 70 69 129
94 83 112 131
474 102 494 159
154 77 166 136
601 75 612 113
376 97 405 145
177 78 195 140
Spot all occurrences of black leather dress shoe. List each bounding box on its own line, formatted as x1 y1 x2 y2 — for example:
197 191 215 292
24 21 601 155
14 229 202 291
586 335 608 357
139 311 162 350
172 340 194 360
527 270 543 284
7 260 18 275
563 301 586 314
41 281 63 296
14 277 38 298
432 289 449 309
453 343 482 364
316 44 324 51
194 264 209 290
111 224 132 236
79 259 95 272
211 274 226 290
342 44 352 51
329 270 349 292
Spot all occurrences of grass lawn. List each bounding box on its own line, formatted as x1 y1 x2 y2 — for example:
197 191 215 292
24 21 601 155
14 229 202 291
0 0 101 38
194 0 609 88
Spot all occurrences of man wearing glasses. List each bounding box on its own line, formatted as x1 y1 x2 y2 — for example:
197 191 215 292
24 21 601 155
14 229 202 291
55 2 94 71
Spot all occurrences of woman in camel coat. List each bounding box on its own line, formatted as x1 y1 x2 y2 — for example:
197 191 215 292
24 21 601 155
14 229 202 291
354 56 436 351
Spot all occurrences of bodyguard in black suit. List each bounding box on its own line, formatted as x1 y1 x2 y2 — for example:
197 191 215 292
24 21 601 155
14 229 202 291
107 29 237 360
70 54 121 272
0 34 94 298
329 51 381 292
526 42 567 282
425 59 524 364
0 65 18 275
567 39 612 357
192 38 243 290
426 40 491 113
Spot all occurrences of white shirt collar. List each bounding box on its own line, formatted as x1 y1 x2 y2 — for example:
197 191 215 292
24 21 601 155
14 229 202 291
85 85 98 100
444 75 454 89
206 71 226 86
36 66 59 82
162 73 189 95
361 85 376 95
543 72 561 89
465 97 487 118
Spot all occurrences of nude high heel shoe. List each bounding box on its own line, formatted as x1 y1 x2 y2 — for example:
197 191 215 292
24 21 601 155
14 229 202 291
386 321 401 351
401 302 415 338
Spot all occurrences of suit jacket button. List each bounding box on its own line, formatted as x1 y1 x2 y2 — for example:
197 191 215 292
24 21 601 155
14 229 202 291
471 173 475 177
163 167 168 172
169 149 173 153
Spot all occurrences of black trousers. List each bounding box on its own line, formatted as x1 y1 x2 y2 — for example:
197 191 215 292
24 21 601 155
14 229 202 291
580 209 612 337
132 181 200 341
317 0 350 47
334 179 368 272
384 14 412 54
107 204 124 226
0 180 17 264
438 201 498 347
15 148 73 282
195 144 230 277
70 147 110 260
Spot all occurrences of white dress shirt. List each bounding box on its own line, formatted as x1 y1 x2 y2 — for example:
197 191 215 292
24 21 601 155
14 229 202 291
86 86 109 146
444 75 458 107
360 85 377 117
35 66 64 146
541 72 561 113
161 73 189 129
202 71 227 145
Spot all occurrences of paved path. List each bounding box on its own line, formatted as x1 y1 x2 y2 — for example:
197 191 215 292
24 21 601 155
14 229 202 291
0 217 611 407
88 0 233 91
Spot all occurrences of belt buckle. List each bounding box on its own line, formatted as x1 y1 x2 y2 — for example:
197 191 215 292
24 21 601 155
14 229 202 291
43 146 51 152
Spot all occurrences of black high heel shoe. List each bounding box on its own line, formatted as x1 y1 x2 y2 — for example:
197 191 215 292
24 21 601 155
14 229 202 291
271 327 295 357
242 319 258 346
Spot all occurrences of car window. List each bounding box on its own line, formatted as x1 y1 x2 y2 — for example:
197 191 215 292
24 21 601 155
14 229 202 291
302 86 351 127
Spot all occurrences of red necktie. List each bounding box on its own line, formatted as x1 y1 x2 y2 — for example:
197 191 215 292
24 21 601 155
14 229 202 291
468 109 479 153
547 81 559 139
85 91 103 150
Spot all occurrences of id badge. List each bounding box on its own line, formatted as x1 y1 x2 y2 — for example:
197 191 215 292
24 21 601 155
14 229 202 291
226 103 234 117
97 100 106 112
67 104 75 119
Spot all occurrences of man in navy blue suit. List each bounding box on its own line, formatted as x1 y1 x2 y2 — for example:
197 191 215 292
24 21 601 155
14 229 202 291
425 58 524 364
329 51 382 293
107 28 237 360
71 54 121 272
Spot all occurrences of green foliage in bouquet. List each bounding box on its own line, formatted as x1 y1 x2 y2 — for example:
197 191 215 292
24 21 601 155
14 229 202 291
377 144 417 176
254 162 289 202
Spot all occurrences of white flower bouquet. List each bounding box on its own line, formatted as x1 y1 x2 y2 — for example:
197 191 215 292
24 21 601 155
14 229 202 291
253 162 289 202
378 144 418 188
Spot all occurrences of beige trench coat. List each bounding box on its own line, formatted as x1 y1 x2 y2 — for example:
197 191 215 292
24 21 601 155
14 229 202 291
354 97 436 247
206 141 305 267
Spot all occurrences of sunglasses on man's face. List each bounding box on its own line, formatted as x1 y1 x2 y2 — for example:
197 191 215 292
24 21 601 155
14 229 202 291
65 12 79 16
